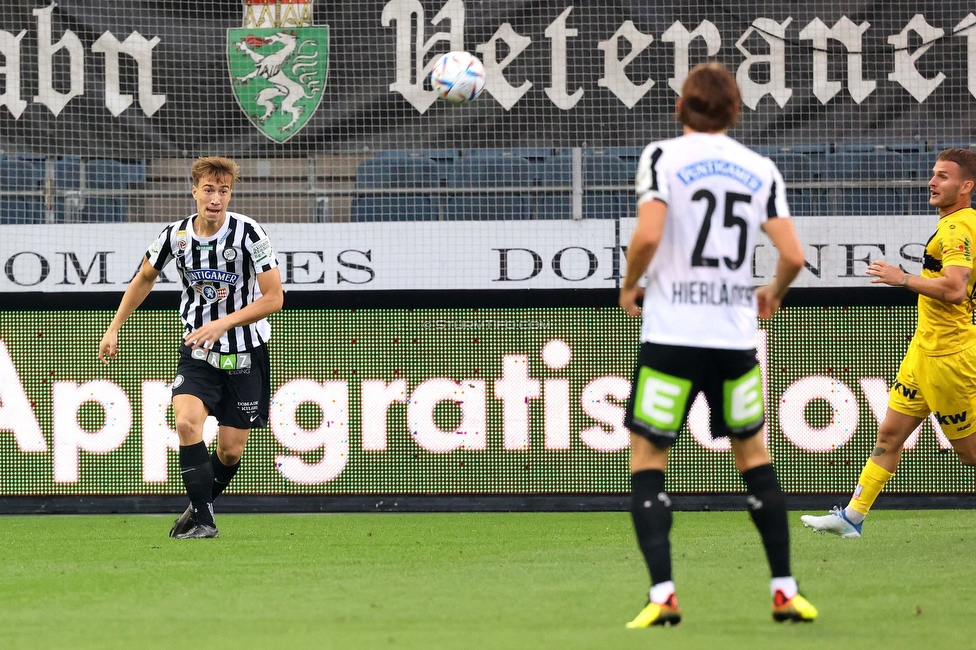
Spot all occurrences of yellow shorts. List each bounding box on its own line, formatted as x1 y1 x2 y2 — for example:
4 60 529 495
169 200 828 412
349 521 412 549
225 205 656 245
888 342 976 440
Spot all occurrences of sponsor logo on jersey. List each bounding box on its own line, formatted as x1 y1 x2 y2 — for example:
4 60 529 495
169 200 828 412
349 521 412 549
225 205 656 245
187 269 241 285
676 159 762 192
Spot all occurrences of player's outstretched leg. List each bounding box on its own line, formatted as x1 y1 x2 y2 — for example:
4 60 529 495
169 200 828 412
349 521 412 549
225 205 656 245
801 505 863 538
801 459 893 538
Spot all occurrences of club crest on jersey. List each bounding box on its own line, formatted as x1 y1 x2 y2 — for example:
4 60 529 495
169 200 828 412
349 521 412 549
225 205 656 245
223 247 238 261
227 0 329 143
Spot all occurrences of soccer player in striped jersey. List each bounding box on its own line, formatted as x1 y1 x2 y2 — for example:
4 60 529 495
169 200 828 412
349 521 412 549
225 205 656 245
620 62 816 626
98 156 283 539
802 148 976 539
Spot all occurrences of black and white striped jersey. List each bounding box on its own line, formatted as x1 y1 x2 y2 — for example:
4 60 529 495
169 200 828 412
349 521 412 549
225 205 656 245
634 132 790 350
145 211 278 353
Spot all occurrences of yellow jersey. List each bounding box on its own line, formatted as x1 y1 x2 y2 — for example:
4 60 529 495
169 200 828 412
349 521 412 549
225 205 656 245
913 207 976 355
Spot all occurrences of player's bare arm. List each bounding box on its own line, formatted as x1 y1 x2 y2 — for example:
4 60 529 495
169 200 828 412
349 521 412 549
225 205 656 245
98 257 161 363
184 267 284 350
755 217 805 319
620 198 667 317
867 260 970 304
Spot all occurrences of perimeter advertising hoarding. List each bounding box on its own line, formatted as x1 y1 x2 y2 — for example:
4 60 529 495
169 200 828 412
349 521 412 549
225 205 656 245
0 216 941 292
0 305 968 497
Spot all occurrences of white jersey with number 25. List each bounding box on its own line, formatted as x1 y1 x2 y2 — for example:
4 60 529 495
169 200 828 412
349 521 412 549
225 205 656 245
634 132 791 350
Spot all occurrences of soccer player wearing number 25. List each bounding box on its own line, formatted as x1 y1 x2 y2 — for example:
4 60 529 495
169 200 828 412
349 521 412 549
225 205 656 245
619 62 817 627
802 148 976 539
98 156 283 539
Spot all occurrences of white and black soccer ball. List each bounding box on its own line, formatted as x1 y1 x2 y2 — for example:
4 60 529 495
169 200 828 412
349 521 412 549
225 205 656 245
430 51 487 105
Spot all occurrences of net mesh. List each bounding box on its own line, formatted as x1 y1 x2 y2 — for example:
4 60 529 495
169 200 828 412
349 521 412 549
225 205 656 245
1 1 973 232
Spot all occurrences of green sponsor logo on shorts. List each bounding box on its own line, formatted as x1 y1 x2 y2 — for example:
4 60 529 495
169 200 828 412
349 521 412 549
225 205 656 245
633 367 693 432
723 365 764 429
221 354 237 370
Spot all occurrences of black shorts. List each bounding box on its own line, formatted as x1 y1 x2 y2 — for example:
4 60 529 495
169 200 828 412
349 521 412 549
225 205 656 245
171 344 271 429
624 342 765 448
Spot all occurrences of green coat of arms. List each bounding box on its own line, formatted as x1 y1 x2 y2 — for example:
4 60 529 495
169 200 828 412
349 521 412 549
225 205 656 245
227 27 329 143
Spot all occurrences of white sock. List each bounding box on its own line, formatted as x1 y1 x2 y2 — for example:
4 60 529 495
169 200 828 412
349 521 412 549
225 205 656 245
649 580 675 605
844 507 865 524
770 576 798 599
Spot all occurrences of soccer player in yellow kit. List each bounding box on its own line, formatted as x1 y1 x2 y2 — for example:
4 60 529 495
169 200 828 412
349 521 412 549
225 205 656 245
802 148 976 537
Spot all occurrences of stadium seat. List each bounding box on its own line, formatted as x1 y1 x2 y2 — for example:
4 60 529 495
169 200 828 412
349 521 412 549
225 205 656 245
583 153 633 220
352 157 440 222
534 155 573 219
373 149 459 160
765 152 827 217
0 156 46 224
444 155 533 220
464 147 555 162
823 151 908 216
53 157 145 222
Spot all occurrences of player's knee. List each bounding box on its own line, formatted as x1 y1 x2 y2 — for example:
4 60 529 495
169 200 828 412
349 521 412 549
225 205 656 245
219 447 243 466
875 427 907 453
174 416 204 442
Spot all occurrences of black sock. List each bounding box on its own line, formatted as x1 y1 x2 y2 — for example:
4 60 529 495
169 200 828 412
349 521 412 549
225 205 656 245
630 469 673 586
741 463 791 578
179 442 215 526
211 451 240 500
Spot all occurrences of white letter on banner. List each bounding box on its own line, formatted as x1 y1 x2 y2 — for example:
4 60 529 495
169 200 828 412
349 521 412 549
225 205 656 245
33 3 84 117
476 23 532 111
799 17 875 104
597 21 654 109
53 381 131 483
542 339 573 449
579 376 630 452
545 6 583 110
661 20 722 96
954 14 976 101
382 0 464 114
272 380 349 484
0 340 46 451
735 17 793 109
361 379 407 451
92 31 166 117
887 14 945 102
409 379 486 453
494 356 540 450
141 381 217 482
0 28 27 118
779 376 858 452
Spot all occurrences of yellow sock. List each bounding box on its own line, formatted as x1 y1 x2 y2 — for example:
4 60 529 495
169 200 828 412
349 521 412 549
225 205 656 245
847 459 895 516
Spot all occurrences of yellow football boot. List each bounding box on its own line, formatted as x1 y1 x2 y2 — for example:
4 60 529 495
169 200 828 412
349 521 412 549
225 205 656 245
625 594 682 628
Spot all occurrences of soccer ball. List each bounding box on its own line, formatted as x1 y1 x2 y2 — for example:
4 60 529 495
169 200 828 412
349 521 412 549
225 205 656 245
430 51 486 104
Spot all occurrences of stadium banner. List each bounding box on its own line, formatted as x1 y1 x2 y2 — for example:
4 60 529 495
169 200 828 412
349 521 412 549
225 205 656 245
0 215 940 292
0 304 969 497
2 1 976 155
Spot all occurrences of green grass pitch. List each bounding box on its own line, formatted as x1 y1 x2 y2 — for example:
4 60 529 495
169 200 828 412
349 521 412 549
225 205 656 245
1 510 974 649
